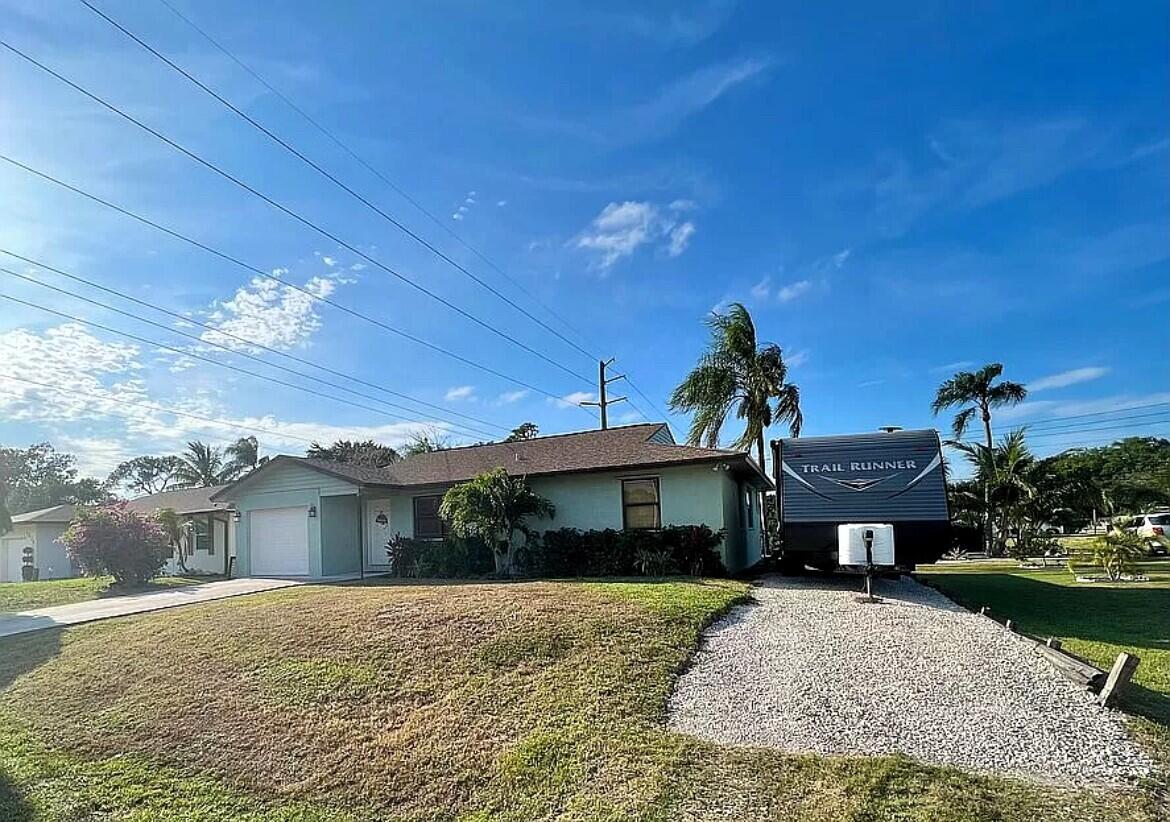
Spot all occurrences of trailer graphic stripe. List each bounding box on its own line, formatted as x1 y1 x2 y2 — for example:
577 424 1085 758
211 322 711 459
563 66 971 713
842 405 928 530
782 461 833 500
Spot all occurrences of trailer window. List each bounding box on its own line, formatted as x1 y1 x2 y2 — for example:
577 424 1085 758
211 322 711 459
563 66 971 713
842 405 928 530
622 478 661 530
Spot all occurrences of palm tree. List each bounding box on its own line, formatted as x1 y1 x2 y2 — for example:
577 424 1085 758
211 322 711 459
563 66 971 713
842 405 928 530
154 507 192 573
439 467 555 577
669 302 802 470
932 363 1026 555
952 429 1037 556
173 441 231 488
224 436 263 479
931 363 1027 449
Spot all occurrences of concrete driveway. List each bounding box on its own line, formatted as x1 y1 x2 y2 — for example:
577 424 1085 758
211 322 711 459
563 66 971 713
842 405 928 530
0 577 303 638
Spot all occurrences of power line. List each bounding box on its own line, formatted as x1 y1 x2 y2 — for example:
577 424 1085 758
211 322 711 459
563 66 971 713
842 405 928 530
1008 402 1170 429
82 0 596 369
1021 408 1170 433
0 247 510 435
154 0 597 358
956 417 1170 445
0 38 595 387
0 372 318 447
0 290 505 440
0 268 508 442
0 152 573 404
136 0 677 430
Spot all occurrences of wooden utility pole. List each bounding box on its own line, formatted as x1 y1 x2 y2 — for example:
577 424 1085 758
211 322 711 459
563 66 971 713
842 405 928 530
580 358 627 429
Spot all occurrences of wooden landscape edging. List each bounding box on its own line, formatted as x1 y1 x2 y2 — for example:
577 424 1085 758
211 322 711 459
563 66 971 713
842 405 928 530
914 575 1141 707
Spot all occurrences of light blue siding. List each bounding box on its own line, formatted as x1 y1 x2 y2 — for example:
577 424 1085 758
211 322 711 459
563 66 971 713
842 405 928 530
227 461 358 577
321 495 361 576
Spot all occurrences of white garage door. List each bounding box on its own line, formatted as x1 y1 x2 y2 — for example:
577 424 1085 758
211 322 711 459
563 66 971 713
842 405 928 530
249 507 310 576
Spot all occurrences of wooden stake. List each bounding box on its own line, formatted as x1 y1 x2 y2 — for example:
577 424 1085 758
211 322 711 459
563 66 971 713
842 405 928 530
1045 637 1062 650
1004 619 1014 632
1099 652 1140 708
979 606 990 616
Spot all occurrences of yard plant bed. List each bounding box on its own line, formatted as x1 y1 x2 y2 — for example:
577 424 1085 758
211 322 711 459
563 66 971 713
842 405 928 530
0 575 217 614
0 577 1164 821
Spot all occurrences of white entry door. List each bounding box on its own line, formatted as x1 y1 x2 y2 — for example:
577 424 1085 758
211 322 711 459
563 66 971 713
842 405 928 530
366 501 393 566
249 507 310 576
1 537 29 582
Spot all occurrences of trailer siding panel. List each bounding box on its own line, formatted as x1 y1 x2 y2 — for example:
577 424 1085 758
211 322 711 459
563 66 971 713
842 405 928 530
778 430 948 523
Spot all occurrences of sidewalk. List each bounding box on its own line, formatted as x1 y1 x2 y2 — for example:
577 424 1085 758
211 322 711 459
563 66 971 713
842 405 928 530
0 577 304 638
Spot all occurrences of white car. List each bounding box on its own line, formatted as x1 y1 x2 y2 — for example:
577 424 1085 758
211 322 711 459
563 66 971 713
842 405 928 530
1130 513 1170 555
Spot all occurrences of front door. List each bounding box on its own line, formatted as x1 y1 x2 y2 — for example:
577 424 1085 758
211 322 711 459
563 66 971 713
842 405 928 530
1 537 30 582
366 501 393 566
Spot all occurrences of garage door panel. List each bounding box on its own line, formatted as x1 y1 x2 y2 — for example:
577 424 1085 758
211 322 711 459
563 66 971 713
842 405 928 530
249 507 310 576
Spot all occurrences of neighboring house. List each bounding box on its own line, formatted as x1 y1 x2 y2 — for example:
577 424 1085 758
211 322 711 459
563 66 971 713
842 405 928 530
2 504 77 581
212 423 771 579
123 485 235 576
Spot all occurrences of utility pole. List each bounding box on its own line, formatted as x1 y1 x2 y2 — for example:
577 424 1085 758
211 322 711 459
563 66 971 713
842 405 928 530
580 358 627 429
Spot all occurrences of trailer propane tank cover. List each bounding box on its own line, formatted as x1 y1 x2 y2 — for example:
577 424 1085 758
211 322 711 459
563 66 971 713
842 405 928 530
838 524 895 566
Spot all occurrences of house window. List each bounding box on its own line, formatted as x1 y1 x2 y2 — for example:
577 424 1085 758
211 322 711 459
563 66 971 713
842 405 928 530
194 518 212 553
413 495 448 540
622 478 661 530
745 489 755 530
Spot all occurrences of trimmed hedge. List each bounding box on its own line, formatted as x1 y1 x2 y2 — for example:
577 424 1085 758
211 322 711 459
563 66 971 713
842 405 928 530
520 525 725 578
385 534 495 578
385 525 726 579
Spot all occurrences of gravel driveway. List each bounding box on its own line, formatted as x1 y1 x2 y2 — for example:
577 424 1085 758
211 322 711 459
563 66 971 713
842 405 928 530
668 575 1152 786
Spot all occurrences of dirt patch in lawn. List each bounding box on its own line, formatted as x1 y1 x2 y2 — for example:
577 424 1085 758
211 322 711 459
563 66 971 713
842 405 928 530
0 577 1164 821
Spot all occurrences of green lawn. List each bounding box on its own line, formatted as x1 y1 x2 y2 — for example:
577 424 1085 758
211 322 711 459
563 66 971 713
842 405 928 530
918 559 1170 784
0 577 1163 821
0 575 221 613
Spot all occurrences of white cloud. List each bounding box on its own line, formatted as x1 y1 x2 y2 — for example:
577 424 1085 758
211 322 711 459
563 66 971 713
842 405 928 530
496 389 529 404
776 279 812 303
550 390 596 408
669 199 698 212
930 360 975 373
199 271 343 353
573 200 699 270
832 249 852 268
321 256 337 267
858 379 886 388
750 276 771 300
786 348 810 367
444 385 476 401
667 221 696 256
1027 366 1110 392
497 200 507 207
452 212 464 221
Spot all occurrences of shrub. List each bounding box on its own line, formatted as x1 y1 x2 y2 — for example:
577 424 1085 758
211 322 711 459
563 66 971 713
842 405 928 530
521 526 725 578
1068 529 1147 582
385 534 494 578
60 504 168 585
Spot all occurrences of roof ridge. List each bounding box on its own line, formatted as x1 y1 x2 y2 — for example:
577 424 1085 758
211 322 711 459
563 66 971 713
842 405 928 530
392 421 666 460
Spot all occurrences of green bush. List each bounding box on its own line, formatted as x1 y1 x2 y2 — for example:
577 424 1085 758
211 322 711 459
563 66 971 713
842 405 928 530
384 534 495 578
521 526 725 578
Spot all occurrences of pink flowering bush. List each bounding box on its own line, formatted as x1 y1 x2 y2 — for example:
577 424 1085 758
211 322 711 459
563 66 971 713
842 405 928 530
61 504 168 585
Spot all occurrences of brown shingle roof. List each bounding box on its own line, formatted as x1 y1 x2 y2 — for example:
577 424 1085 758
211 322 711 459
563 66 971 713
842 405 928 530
213 423 770 499
123 485 230 516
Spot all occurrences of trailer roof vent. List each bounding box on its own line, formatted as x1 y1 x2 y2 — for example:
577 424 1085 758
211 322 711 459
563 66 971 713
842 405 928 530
878 425 903 433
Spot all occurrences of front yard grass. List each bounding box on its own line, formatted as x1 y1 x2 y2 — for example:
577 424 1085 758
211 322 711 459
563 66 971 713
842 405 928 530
0 577 1164 821
0 574 218 613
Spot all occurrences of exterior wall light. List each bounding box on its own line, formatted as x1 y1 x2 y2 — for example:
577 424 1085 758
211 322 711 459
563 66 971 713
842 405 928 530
375 511 388 526
308 505 318 518
232 510 242 523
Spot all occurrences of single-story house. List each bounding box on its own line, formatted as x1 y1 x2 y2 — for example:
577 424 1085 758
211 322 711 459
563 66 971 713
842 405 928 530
2 504 77 581
123 485 236 576
212 423 771 579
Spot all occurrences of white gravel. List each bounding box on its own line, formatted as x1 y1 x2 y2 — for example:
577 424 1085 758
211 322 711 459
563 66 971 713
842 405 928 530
668 575 1153 786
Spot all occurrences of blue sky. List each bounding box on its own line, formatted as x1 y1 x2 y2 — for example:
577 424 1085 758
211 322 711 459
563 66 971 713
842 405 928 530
1 0 1167 477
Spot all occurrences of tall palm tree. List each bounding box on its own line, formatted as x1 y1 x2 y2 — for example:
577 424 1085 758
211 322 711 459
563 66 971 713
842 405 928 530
669 302 802 469
173 441 230 488
932 363 1026 554
931 363 1027 449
